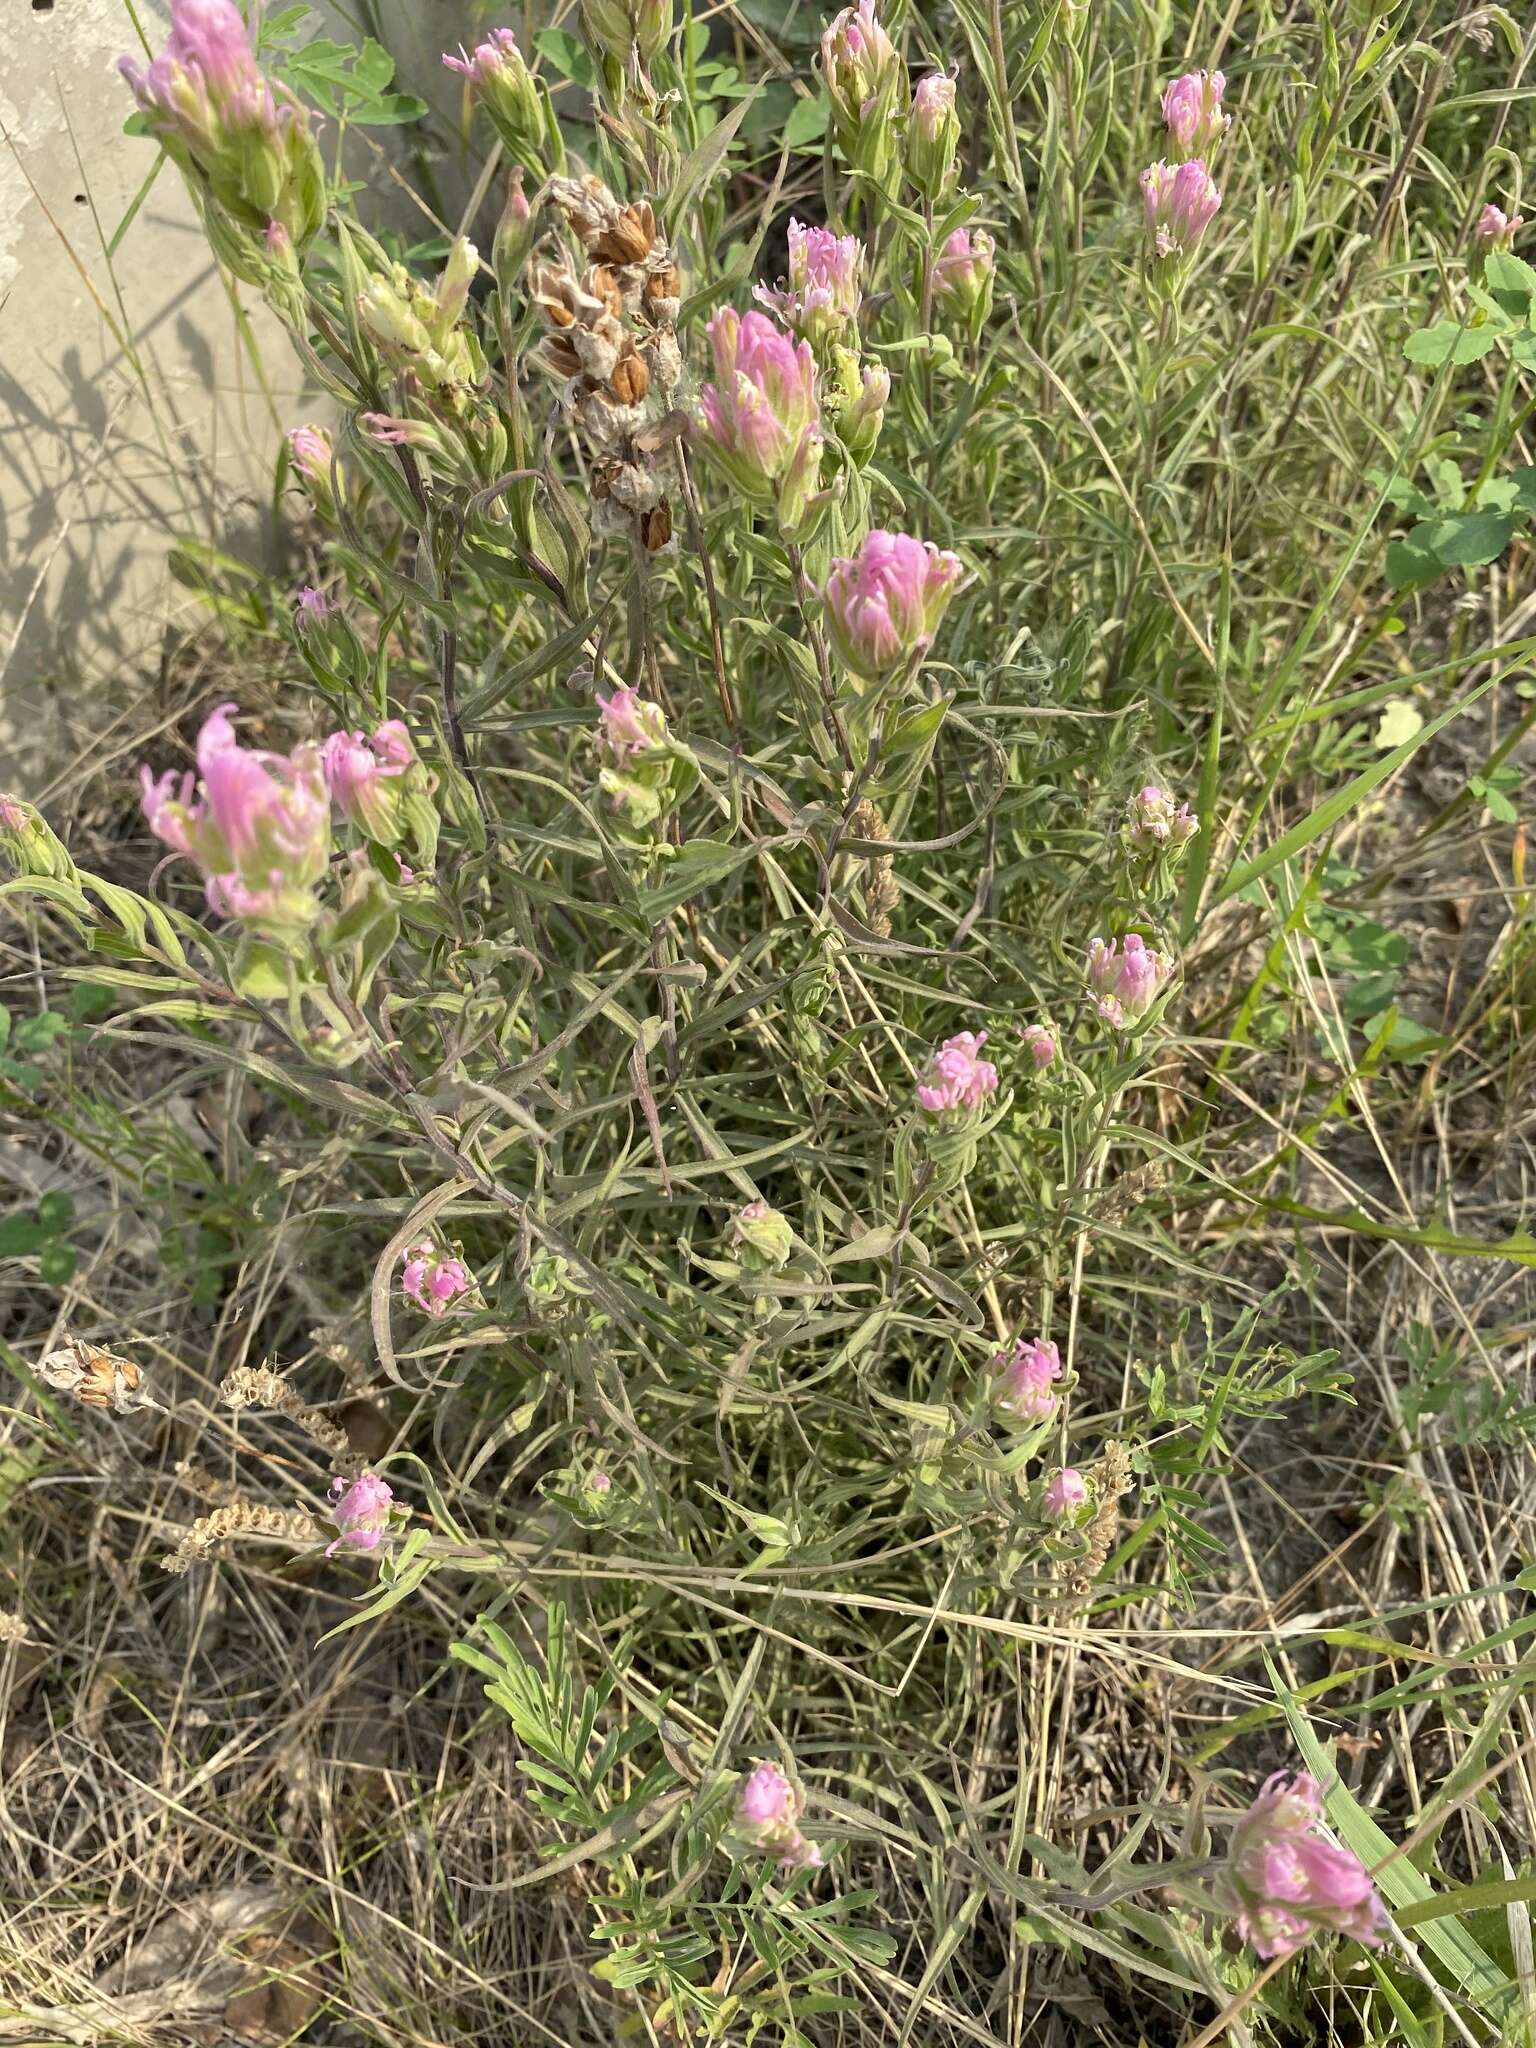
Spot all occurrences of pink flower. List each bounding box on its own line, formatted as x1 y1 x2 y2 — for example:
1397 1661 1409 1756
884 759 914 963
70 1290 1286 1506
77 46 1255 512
1140 158 1221 264
779 1833 824 1874
932 227 996 323
754 220 863 344
916 1030 998 1116
695 309 822 518
321 720 415 842
1478 203 1524 251
1085 933 1169 1029
1227 1771 1385 1958
401 1239 474 1317
1023 1023 1056 1070
1042 1467 1088 1517
821 0 904 146
912 72 956 139
358 412 437 448
443 25 523 79
140 703 331 932
993 1335 1062 1422
588 1470 612 1495
0 796 28 834
295 586 334 633
1161 70 1229 159
596 686 668 763
287 423 332 484
908 73 960 198
1125 784 1199 853
326 1470 394 1556
822 529 963 682
117 0 323 256
738 1764 795 1827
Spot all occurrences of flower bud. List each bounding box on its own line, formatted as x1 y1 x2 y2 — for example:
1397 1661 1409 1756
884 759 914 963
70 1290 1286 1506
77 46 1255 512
908 74 959 199
729 1199 795 1273
1160 70 1230 160
579 0 673 66
733 1762 824 1877
1022 1022 1056 1070
820 0 908 179
400 1239 474 1316
992 1335 1062 1423
839 359 889 465
1085 933 1169 1030
1478 202 1524 252
492 172 536 300
822 529 963 683
326 1471 395 1556
932 227 996 336
1224 1770 1385 1958
286 422 335 515
0 793 77 883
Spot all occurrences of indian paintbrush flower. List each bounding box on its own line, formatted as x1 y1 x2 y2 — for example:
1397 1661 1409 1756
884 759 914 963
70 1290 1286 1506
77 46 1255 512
357 240 484 403
1478 202 1524 250
579 0 673 66
993 1335 1063 1422
734 1763 823 1876
140 702 331 935
908 73 960 198
326 1471 395 1556
838 358 889 465
916 1029 998 1115
1123 784 1199 856
931 227 996 336
820 0 908 179
118 0 325 277
1042 1466 1089 1518
593 687 697 833
1140 159 1221 293
321 720 417 844
1224 1771 1386 1958
1023 1023 1057 1069
753 219 863 347
729 1199 795 1273
1085 933 1169 1030
401 1240 474 1316
443 27 547 163
822 529 964 684
694 308 823 537
1161 69 1230 160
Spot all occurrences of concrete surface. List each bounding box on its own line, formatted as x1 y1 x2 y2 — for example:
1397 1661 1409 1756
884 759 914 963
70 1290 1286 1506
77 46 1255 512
0 0 482 791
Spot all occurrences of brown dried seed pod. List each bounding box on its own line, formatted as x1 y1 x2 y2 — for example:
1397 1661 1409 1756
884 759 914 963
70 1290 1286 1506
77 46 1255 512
640 500 673 552
609 348 650 405
643 264 681 309
591 203 656 266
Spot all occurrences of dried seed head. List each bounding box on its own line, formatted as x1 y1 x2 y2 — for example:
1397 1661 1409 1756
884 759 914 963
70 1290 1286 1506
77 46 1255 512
36 1338 164 1416
640 500 674 552
609 347 650 405
590 201 657 266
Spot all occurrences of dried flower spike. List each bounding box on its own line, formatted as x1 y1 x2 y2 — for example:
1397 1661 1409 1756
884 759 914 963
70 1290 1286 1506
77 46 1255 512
36 1337 165 1416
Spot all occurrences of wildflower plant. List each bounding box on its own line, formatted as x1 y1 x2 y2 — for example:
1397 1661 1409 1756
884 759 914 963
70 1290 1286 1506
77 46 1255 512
8 0 1525 2036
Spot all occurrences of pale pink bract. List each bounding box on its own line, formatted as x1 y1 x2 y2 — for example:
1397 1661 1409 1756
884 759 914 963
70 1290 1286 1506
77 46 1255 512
753 219 863 342
916 1030 998 1116
596 686 668 763
738 1764 794 1826
321 720 415 840
1023 1023 1056 1069
695 308 820 496
1085 933 1168 1029
822 528 963 681
994 1335 1062 1422
401 1239 473 1317
1161 69 1229 158
443 25 522 79
326 1471 394 1556
1140 158 1221 261
1042 1467 1088 1517
1227 1770 1386 1958
1478 203 1524 250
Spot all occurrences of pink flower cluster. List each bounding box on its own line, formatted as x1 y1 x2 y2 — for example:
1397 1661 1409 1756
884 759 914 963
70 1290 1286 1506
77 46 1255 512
442 25 523 81
695 308 822 524
1023 1023 1056 1070
596 686 668 763
401 1240 474 1316
119 0 284 153
1226 1771 1385 1958
822 529 964 682
1086 933 1168 1030
916 1030 998 1116
1161 69 1229 159
140 703 331 933
992 1335 1062 1422
321 720 416 841
735 1763 823 1876
1140 158 1222 262
933 227 996 323
820 0 903 138
287 423 333 488
1124 784 1199 854
754 219 863 344
326 1471 394 1556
